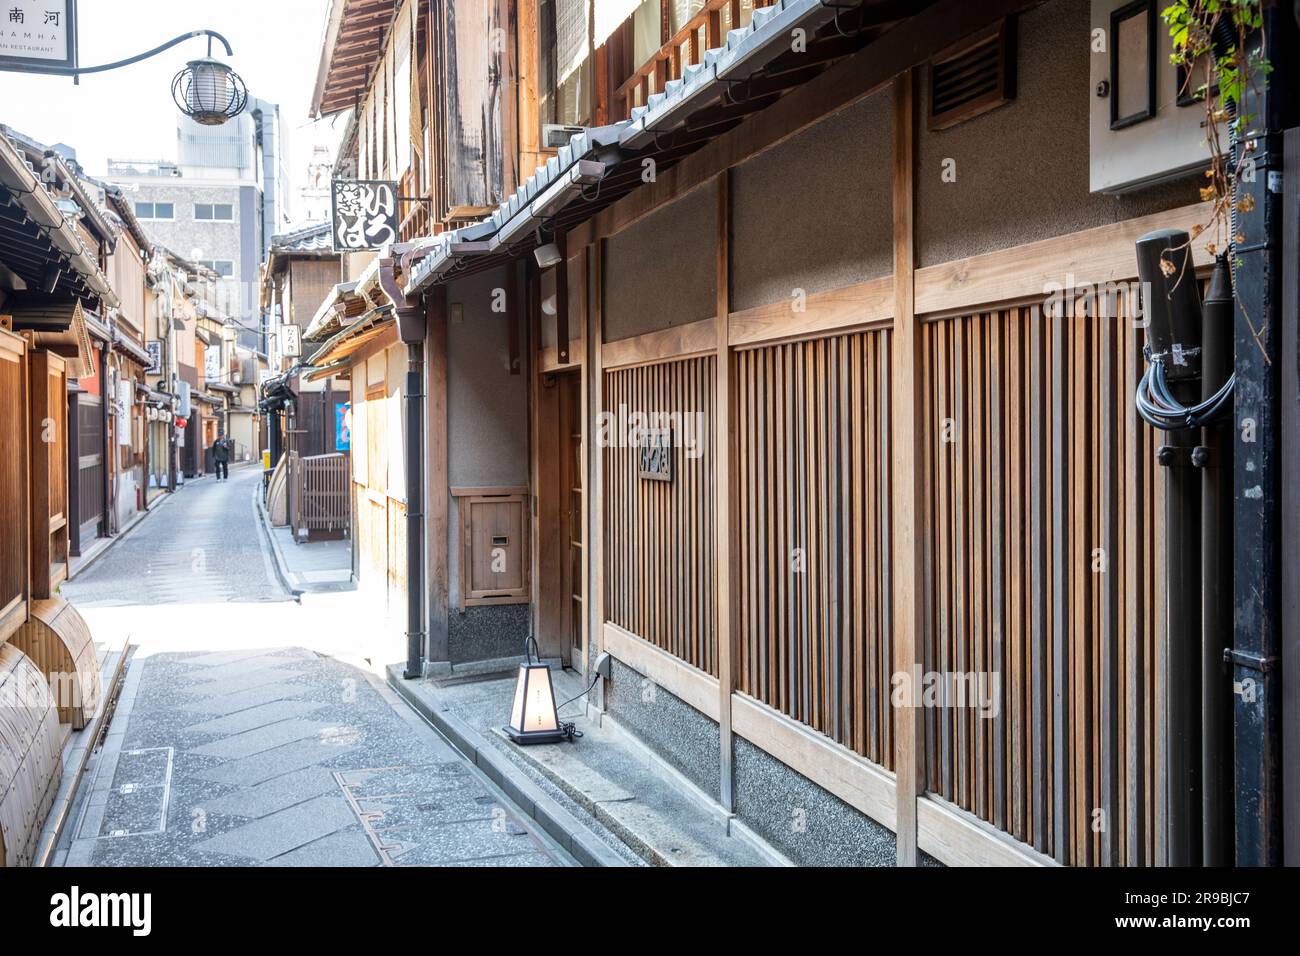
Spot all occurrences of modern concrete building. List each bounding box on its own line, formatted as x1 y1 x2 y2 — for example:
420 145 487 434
105 99 288 357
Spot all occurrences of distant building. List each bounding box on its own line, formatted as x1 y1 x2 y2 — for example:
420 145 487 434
106 99 287 355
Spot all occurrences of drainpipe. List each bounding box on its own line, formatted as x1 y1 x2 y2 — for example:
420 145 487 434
100 338 112 537
379 256 428 679
1227 7 1296 865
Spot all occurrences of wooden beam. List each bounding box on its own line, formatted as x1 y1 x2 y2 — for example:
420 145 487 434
917 794 1057 867
732 691 898 831
425 286 450 662
600 317 716 369
890 68 925 867
605 622 719 720
729 276 894 348
914 203 1214 317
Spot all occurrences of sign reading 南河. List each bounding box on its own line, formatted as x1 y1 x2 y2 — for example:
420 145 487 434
0 1 76 73
331 179 398 252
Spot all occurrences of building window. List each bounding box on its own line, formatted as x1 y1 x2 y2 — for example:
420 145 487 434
194 203 234 221
197 259 235 278
135 201 174 220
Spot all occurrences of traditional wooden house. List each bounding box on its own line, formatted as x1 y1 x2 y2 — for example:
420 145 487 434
304 0 1299 866
0 126 108 866
97 183 155 528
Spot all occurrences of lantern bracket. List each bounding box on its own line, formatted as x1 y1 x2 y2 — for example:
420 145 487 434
2 30 234 78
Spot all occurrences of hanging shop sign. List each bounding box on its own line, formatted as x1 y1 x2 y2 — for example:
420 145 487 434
0 0 76 73
331 179 398 252
145 340 162 374
281 323 301 358
204 343 222 380
116 379 132 445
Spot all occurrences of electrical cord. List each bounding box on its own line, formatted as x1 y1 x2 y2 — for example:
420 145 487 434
1134 358 1235 431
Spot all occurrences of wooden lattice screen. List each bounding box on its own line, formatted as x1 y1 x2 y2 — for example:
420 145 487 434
604 356 717 675
918 299 1161 866
734 329 896 769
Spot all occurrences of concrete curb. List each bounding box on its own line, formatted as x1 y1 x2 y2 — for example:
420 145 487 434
254 483 303 600
385 665 629 868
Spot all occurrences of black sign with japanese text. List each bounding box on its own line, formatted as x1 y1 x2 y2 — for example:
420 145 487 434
331 179 399 252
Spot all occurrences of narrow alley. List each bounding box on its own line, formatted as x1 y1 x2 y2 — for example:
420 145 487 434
53 465 569 868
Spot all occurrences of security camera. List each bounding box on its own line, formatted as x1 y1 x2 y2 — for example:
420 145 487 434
534 242 562 269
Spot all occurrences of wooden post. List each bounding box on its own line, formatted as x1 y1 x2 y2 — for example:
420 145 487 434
715 170 736 812
425 286 450 663
890 69 924 866
589 239 607 710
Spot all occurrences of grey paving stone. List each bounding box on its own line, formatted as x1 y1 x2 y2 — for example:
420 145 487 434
192 737 359 787
265 829 380 867
191 793 357 861
188 718 341 760
178 682 306 716
195 768 340 819
184 655 303 683
184 668 307 698
386 818 538 866
184 699 327 737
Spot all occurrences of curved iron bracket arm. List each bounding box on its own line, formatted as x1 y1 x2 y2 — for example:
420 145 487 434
3 29 233 77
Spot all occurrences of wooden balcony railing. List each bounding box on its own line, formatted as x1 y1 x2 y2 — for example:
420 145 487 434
614 0 778 118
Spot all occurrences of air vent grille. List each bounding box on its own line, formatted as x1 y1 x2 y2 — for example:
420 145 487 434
927 18 1016 131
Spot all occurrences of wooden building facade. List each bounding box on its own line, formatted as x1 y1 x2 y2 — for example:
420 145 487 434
0 127 111 867
304 0 1299 865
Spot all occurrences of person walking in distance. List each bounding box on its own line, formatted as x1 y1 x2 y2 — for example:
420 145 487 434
213 434 230 481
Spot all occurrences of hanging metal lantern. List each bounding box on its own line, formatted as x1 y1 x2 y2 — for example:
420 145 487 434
172 57 247 126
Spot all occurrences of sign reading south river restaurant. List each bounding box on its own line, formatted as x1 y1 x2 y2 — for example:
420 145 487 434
0 0 76 72
331 179 398 252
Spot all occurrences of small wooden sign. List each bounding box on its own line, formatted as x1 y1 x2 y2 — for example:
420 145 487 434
638 427 672 483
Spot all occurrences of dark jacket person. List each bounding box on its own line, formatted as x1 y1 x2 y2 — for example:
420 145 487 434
213 437 230 480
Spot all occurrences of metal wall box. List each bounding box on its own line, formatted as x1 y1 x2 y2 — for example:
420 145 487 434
1089 0 1209 193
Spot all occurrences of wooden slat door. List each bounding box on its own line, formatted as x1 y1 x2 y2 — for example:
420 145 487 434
559 373 584 664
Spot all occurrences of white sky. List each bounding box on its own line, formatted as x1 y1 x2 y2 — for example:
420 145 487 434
0 0 343 211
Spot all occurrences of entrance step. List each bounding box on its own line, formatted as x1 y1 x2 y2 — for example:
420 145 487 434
387 664 780 867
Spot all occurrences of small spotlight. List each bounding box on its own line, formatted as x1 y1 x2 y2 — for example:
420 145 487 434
534 242 562 269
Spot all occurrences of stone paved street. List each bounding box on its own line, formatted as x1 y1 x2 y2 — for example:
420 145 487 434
57 465 569 867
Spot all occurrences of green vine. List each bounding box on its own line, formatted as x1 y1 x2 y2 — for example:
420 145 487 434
1160 0 1271 355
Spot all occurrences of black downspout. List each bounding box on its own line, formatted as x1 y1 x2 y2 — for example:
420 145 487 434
404 342 425 679
379 257 428 680
1137 228 1204 866
1229 7 1296 866
100 339 111 538
1197 257 1234 865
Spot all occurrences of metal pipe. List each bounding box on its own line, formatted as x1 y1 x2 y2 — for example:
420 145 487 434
404 342 426 679
1197 256 1234 865
1137 228 1203 865
1228 5 1295 865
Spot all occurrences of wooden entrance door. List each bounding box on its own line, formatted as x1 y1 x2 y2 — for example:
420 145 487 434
558 372 584 667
